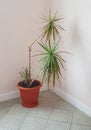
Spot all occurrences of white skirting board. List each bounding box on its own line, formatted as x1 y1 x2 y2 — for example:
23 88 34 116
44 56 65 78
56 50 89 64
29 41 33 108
52 87 91 117
0 85 48 102
0 90 20 102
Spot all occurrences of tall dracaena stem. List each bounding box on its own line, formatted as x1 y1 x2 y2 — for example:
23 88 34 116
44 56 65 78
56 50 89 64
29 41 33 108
48 39 51 49
28 35 41 83
28 46 31 83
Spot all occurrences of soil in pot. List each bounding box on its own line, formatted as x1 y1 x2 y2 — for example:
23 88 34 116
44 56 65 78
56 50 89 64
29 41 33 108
18 80 40 88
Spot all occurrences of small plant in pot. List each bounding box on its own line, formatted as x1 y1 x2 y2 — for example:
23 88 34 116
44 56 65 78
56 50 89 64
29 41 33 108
17 45 42 108
17 11 66 108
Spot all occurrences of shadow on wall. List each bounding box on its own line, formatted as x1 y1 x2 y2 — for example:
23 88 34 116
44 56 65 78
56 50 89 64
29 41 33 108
71 20 83 48
70 19 91 94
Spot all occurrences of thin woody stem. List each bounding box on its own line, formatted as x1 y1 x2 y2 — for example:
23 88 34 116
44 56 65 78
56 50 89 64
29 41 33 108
28 47 31 83
28 34 42 82
29 34 42 49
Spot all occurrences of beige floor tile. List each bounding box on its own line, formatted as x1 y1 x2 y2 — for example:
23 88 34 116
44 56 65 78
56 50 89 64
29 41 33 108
38 96 58 105
0 98 20 109
73 110 91 125
0 127 19 130
0 108 11 121
52 99 76 111
30 105 52 119
0 104 30 129
0 98 21 121
20 117 47 130
39 90 60 101
49 109 73 122
45 121 71 130
71 123 91 130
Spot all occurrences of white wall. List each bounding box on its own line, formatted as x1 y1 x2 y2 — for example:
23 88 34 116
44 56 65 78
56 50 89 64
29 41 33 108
0 0 50 94
51 0 91 108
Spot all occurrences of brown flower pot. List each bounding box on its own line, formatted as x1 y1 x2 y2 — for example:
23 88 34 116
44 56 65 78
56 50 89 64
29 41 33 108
17 80 42 108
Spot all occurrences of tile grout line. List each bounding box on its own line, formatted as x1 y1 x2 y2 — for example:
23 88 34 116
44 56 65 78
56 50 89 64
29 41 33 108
42 106 55 130
0 104 15 123
71 122 91 126
0 103 32 130
69 111 74 130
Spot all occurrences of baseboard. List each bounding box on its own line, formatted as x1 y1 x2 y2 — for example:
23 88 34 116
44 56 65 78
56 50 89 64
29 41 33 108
0 90 20 102
0 86 48 102
52 87 91 117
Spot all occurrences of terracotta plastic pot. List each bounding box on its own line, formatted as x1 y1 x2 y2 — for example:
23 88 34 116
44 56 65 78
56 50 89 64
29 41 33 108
17 80 42 108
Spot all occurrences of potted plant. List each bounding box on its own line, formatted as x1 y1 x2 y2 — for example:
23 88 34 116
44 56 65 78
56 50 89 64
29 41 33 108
17 44 42 108
17 11 65 108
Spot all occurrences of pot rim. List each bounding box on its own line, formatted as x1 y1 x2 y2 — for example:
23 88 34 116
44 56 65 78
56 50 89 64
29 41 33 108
17 80 42 90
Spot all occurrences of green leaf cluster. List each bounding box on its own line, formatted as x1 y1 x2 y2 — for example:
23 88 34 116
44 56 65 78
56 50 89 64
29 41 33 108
19 67 29 84
38 11 65 87
41 11 64 42
38 43 66 86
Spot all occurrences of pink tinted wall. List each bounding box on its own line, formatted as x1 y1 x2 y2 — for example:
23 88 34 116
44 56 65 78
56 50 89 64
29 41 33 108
51 0 91 108
0 0 50 94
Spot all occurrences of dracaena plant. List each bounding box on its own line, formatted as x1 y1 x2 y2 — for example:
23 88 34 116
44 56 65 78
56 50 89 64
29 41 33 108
38 42 66 86
37 11 66 87
19 10 66 87
41 11 64 42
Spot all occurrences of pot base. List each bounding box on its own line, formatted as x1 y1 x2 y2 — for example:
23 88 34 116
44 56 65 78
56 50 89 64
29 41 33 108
21 101 38 108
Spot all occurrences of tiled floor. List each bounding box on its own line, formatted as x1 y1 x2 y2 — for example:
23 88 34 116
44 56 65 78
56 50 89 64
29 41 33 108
0 90 91 130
